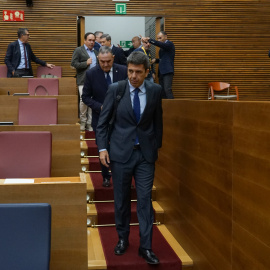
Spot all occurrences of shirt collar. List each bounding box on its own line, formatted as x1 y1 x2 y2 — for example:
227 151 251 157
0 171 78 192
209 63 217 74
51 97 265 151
84 44 94 52
128 81 146 93
18 39 23 45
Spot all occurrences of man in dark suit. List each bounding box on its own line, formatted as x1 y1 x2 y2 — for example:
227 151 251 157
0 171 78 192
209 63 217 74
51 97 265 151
100 34 127 65
82 46 127 187
71 32 98 131
5 28 54 78
142 31 175 99
94 31 103 51
96 51 163 264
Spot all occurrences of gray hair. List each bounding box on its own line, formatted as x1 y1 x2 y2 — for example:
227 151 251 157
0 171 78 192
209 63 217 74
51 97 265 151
98 46 113 55
127 51 150 70
100 34 111 41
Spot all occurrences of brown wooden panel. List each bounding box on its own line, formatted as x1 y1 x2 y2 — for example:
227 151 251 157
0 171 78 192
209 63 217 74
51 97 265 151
0 177 87 270
0 95 78 124
155 99 270 270
0 125 81 177
0 78 76 95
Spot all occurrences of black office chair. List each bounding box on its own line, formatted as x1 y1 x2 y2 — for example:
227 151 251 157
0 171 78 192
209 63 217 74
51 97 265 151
0 203 51 270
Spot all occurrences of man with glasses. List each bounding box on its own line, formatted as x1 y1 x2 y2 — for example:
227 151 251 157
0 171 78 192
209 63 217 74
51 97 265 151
5 28 54 77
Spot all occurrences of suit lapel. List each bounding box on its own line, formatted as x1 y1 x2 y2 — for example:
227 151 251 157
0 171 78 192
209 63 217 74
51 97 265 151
81 46 89 59
139 80 152 122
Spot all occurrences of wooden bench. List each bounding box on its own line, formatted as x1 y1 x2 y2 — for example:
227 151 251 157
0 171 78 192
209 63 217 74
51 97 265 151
0 77 77 95
0 95 78 124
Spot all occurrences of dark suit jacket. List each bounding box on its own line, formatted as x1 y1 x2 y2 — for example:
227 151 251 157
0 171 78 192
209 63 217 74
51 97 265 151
82 63 127 130
112 45 127 66
149 39 175 75
5 40 46 77
71 45 98 85
94 42 101 51
96 80 163 163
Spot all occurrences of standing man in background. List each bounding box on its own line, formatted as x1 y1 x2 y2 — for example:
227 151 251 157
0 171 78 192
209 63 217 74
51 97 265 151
135 40 155 83
94 31 103 51
5 28 54 78
100 34 127 66
96 51 163 264
142 31 175 99
71 32 98 131
123 36 142 57
82 46 127 187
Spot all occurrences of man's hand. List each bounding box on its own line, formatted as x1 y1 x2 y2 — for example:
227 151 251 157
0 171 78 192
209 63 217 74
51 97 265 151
151 58 156 64
99 150 110 167
87 57 92 66
141 37 150 43
46 63 55 68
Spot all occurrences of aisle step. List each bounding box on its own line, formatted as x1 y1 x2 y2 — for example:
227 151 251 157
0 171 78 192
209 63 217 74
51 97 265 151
87 225 193 270
87 201 164 227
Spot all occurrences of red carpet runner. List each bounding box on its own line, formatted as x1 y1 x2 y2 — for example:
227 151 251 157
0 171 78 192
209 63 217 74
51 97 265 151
99 226 182 270
85 131 182 269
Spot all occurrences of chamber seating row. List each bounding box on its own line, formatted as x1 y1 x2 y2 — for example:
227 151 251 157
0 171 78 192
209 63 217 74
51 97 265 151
0 77 76 96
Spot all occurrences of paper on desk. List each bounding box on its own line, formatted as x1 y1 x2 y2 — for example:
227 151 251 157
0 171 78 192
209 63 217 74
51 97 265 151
4 179 34 184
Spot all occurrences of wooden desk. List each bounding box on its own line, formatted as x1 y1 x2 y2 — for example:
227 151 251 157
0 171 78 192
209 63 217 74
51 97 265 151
0 176 87 270
0 124 81 177
0 95 78 124
0 77 77 95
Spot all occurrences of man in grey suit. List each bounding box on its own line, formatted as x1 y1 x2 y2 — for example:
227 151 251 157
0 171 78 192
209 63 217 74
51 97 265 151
71 32 98 131
96 51 163 264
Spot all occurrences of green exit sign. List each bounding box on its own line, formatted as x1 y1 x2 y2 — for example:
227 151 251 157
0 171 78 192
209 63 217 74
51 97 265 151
120 40 132 48
115 3 127 14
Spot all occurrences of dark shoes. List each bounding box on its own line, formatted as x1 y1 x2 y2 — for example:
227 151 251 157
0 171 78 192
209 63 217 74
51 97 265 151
102 177 111 187
138 247 160 264
114 239 129 255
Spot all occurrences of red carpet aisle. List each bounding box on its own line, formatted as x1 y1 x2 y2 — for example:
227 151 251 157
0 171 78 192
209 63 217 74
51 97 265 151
85 131 182 269
99 226 182 270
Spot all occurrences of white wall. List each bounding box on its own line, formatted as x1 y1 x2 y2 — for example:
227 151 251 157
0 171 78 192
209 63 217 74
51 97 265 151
85 16 145 48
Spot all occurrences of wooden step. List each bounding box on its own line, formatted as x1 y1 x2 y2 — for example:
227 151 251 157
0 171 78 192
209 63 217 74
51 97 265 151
87 224 193 270
87 200 164 227
81 173 157 202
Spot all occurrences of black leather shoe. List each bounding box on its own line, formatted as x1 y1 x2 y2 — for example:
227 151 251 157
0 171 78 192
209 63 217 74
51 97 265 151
102 177 111 187
138 247 160 264
114 239 129 255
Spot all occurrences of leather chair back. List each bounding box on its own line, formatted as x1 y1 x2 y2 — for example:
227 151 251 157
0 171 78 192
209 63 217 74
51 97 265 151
28 78 59 96
18 98 58 125
0 131 52 178
0 203 51 270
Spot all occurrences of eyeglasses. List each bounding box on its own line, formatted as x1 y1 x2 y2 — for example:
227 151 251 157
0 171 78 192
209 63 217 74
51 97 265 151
24 34 30 36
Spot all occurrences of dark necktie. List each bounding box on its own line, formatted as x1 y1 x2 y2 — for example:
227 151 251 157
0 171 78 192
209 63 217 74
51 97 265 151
106 72 112 85
23 44 28 69
133 88 140 144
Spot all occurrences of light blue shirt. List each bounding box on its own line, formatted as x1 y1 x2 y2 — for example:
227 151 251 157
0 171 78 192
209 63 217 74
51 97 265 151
84 44 97 69
129 80 146 118
17 39 29 69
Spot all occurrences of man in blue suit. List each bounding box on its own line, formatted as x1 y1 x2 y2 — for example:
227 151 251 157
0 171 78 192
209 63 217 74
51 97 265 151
82 46 127 187
142 31 175 99
96 51 163 264
5 28 54 77
94 31 103 51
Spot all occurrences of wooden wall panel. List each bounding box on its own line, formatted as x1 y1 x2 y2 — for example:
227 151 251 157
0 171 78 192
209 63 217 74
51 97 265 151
155 100 270 270
1 1 270 100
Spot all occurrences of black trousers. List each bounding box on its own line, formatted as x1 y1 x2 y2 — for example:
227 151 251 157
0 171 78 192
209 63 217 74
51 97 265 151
13 69 32 77
111 148 155 249
159 73 174 99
